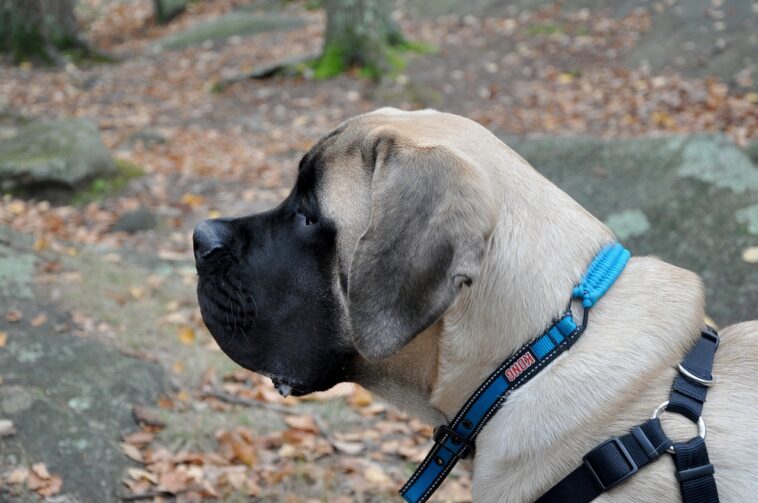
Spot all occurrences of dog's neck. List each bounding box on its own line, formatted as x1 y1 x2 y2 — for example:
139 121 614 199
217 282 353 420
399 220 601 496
429 158 617 419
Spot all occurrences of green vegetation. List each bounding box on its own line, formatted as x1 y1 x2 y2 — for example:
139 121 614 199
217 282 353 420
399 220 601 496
527 22 563 37
314 39 434 80
72 158 144 205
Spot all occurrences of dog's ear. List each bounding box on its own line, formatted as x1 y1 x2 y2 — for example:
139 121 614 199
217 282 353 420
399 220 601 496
348 129 492 360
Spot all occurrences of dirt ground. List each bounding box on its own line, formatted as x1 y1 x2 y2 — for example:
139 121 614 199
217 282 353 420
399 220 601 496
0 0 756 501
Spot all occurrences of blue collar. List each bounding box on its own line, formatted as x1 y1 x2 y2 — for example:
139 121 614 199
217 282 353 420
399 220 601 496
400 243 631 503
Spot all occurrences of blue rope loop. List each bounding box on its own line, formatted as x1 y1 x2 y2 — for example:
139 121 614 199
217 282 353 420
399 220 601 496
573 243 631 309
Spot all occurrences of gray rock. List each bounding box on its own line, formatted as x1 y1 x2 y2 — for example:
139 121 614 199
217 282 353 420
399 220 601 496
0 119 116 197
745 139 758 166
0 228 168 502
112 207 157 233
153 12 305 51
623 0 757 89
502 133 758 325
124 129 167 148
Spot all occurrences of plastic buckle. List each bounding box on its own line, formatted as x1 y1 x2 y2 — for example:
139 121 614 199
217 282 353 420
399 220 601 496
701 326 720 348
433 425 474 459
583 437 638 491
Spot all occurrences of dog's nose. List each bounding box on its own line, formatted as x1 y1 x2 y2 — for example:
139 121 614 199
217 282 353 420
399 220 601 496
193 219 232 270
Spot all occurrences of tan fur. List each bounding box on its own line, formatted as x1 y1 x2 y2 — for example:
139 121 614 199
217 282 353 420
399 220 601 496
317 108 758 502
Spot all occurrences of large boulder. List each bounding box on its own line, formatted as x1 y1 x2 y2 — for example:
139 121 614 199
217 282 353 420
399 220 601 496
0 227 167 502
153 12 305 51
502 133 758 325
0 119 116 198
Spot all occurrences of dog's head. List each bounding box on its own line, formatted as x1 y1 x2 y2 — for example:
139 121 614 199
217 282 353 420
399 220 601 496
194 109 497 397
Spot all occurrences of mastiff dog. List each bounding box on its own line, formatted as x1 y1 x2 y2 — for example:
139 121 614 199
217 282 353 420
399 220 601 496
194 108 757 502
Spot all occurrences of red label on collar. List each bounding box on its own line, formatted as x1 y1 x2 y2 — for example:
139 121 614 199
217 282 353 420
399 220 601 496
504 351 536 382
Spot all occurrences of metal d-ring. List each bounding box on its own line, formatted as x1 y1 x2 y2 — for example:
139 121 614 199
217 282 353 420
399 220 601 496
651 400 706 454
678 363 714 386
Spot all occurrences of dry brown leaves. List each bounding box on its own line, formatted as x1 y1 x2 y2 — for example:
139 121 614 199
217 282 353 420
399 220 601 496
119 373 466 502
1 463 63 498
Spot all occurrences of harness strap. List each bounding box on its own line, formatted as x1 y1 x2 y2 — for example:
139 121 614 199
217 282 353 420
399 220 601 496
674 437 718 503
537 328 720 503
667 327 718 422
536 419 671 503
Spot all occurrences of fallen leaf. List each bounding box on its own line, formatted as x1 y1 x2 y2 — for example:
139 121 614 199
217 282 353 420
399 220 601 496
349 386 373 407
30 313 48 327
129 286 146 300
31 463 50 480
37 475 63 497
277 443 299 458
157 396 175 409
333 440 365 455
180 192 206 208
284 414 319 433
128 467 158 484
742 246 758 263
122 431 154 445
0 419 16 437
158 469 191 494
5 309 23 323
120 442 144 463
178 326 195 345
158 249 188 261
7 468 28 484
0 331 7 347
220 471 247 490
132 405 166 428
27 472 47 490
364 465 392 487
8 200 25 215
33 237 49 251
218 430 257 466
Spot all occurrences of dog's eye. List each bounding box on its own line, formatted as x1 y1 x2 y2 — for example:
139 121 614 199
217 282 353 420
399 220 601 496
295 209 317 227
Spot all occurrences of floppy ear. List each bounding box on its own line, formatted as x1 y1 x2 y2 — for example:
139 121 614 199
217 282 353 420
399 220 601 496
348 131 492 360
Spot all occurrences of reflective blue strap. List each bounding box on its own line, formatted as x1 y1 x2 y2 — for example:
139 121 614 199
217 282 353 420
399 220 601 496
401 315 581 503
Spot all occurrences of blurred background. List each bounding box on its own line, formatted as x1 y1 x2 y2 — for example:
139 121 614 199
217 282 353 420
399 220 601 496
0 0 756 501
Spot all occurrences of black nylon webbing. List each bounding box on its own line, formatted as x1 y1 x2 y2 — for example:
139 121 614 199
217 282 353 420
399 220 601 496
536 328 720 503
673 437 719 503
536 419 671 502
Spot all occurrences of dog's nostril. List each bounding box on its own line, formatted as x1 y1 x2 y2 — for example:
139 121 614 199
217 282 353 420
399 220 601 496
193 219 233 266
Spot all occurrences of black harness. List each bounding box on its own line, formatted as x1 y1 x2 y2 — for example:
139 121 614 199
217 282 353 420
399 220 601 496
537 326 720 503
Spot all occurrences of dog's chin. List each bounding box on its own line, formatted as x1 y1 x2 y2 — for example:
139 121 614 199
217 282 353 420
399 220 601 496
202 328 345 398
260 370 320 398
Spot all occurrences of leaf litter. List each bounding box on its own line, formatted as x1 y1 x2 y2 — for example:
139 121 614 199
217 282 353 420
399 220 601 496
1 0 755 501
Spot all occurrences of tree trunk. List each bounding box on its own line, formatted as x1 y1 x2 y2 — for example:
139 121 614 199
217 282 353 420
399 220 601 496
319 0 404 79
0 0 81 62
153 0 188 25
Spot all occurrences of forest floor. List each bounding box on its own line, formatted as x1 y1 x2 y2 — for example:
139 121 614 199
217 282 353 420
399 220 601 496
0 0 756 502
